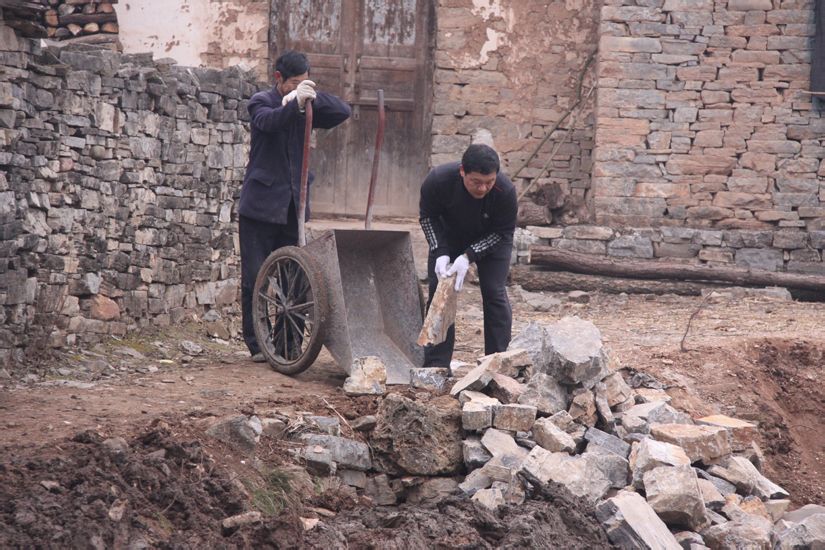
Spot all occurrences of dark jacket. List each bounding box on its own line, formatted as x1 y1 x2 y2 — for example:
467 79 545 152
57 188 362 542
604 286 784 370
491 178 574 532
419 161 517 262
239 87 351 224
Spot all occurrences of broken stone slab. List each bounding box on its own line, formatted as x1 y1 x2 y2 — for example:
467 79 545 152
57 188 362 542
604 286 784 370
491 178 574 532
482 450 528 484
568 388 598 426
418 274 457 346
584 446 629 489
371 393 463 475
701 513 773 550
548 410 576 432
712 456 789 500
492 403 537 432
519 446 611 503
546 316 610 387
635 387 672 404
621 402 692 435
696 478 725 511
179 340 203 355
508 321 552 372
594 383 616 431
492 479 526 506
650 424 731 463
260 418 287 439
337 469 367 489
478 348 532 378
458 389 500 407
696 415 757 452
519 288 562 312
472 486 506 510
695 467 737 497
365 474 397 506
410 367 450 392
304 415 340 436
351 415 377 432
764 499 790 522
643 465 709 531
459 468 492 496
463 436 492 469
206 415 262 452
783 504 825 524
449 360 473 379
481 428 521 457
595 490 682 550
450 362 493 396
342 356 387 396
221 511 262 534
630 438 691 490
585 427 630 459
774 513 825 549
462 401 493 431
301 434 371 472
533 417 576 453
674 531 707 550
601 371 634 407
488 373 525 404
518 372 568 415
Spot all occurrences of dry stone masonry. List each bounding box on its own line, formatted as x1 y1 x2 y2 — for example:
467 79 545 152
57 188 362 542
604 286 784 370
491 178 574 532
0 15 261 366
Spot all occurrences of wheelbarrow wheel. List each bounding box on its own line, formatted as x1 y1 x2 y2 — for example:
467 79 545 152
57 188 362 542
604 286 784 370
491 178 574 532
252 246 327 375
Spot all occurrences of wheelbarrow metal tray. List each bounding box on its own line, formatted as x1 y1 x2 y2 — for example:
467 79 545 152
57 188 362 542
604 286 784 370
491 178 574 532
305 229 424 385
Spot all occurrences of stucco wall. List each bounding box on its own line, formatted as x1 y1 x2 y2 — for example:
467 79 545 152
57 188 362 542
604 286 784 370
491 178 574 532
118 0 269 81
431 0 601 226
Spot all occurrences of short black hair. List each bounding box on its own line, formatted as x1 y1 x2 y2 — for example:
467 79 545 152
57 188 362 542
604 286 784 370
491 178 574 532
275 50 310 80
461 144 500 175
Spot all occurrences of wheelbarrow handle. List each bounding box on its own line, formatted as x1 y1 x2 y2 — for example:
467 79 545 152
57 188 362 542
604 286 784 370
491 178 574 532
297 99 313 247
365 89 385 231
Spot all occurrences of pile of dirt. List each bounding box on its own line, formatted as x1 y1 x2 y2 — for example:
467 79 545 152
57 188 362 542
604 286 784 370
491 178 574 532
0 418 612 549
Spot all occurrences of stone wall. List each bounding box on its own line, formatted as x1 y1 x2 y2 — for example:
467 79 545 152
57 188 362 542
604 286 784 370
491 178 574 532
0 14 261 366
432 0 600 226
589 0 825 271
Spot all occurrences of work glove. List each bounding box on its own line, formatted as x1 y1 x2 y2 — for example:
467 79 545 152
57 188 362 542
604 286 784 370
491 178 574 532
446 253 470 291
295 79 317 110
281 90 297 106
434 255 450 280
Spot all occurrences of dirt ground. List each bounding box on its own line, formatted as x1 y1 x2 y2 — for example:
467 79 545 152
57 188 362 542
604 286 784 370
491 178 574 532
3 265 825 545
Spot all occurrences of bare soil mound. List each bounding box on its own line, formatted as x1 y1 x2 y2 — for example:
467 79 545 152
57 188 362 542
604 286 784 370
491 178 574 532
0 419 612 549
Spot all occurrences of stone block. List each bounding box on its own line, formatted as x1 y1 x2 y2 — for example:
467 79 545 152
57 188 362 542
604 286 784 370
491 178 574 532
630 437 691 489
301 434 371 471
585 427 630 459
342 356 387 396
450 362 493 396
532 417 576 453
643 465 708 531
520 446 611 503
650 424 732 463
712 456 789 500
488 373 525 404
463 436 492 469
481 428 521 458
410 367 450 392
585 446 630 489
493 404 536 432
462 401 493 431
478 348 532 377
546 316 610 387
696 415 757 452
519 372 568 415
596 490 682 550
569 389 597 427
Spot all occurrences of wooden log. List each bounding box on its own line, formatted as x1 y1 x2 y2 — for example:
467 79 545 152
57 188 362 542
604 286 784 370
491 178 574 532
66 23 83 36
530 246 825 292
58 13 116 25
417 275 457 347
511 265 727 296
100 21 118 33
82 3 96 14
44 9 59 27
83 22 99 33
98 3 114 13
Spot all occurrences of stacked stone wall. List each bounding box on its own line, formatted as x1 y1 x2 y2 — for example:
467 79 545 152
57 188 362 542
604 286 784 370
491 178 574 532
0 16 261 366
432 0 600 226
586 0 825 272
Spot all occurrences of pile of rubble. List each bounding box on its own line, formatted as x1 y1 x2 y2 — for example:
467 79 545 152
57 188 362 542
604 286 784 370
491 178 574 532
204 315 825 548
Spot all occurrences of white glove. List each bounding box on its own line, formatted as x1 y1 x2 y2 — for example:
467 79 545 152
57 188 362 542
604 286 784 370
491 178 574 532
446 254 470 291
434 255 450 279
295 79 317 110
281 90 297 106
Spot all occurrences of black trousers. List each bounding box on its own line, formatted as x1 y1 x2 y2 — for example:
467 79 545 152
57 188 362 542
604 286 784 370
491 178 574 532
423 244 513 367
239 204 298 356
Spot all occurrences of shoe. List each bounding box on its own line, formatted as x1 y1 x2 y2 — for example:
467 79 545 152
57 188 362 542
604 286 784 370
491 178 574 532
251 352 267 363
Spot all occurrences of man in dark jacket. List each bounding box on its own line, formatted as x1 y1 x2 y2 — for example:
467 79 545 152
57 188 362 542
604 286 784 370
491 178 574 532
419 143 517 367
239 50 351 361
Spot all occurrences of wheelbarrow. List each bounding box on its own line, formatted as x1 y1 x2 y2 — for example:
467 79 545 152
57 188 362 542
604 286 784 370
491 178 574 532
251 91 424 384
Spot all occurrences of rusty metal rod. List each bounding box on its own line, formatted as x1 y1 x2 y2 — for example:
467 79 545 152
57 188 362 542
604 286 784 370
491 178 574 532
297 99 313 247
365 89 385 230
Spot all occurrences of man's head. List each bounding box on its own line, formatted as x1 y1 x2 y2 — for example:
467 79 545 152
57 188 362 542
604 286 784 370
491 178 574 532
275 50 310 96
460 144 500 199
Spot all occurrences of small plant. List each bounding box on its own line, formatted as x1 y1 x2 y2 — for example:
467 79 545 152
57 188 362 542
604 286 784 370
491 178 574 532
250 468 293 516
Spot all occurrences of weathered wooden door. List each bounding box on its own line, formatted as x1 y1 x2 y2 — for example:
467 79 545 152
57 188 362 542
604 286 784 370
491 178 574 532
270 0 433 218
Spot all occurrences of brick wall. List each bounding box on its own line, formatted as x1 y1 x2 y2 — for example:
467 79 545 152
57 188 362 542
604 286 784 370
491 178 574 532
0 16 262 366
588 0 825 271
432 0 600 226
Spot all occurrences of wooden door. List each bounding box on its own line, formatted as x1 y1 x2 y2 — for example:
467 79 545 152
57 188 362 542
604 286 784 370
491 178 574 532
271 0 433 218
